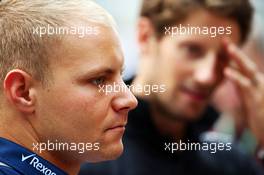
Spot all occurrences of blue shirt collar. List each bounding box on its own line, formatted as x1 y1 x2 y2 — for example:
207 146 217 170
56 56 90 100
0 137 68 175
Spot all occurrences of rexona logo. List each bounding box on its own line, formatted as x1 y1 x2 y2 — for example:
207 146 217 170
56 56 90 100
21 154 57 175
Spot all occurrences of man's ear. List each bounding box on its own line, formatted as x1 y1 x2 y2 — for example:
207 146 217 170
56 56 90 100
4 69 36 113
137 17 156 55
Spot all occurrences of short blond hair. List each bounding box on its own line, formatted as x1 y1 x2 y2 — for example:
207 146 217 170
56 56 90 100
0 0 116 86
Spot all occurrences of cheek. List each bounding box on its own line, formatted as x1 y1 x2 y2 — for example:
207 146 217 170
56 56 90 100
156 51 192 95
41 87 112 133
161 42 193 80
63 91 111 127
174 58 193 77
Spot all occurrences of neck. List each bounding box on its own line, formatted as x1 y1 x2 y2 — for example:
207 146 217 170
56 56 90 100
0 112 80 175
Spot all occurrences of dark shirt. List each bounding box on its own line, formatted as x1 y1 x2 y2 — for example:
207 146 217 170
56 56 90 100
79 97 264 175
0 137 67 175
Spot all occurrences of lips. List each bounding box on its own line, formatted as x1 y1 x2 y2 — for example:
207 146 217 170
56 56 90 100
105 114 128 132
181 86 209 101
107 124 126 131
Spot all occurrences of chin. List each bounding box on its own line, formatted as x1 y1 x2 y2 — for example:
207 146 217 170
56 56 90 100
82 139 124 163
183 106 207 121
184 113 203 121
86 149 123 163
98 140 124 162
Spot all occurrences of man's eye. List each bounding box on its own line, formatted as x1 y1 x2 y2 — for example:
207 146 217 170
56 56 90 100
91 77 105 86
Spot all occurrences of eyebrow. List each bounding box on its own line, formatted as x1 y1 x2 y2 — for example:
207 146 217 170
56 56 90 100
81 67 114 78
76 63 125 80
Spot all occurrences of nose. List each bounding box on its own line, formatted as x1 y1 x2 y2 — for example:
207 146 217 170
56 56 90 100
194 53 218 86
112 80 138 113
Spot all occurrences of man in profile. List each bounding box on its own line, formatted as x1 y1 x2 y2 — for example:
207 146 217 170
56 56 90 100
0 0 137 175
80 0 264 174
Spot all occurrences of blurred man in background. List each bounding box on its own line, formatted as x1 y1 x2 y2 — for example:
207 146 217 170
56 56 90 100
80 0 264 174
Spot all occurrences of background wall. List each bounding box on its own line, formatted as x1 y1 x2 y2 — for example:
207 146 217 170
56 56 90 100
95 0 142 79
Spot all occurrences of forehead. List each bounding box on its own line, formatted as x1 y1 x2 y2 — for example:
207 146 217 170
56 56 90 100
50 24 124 73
